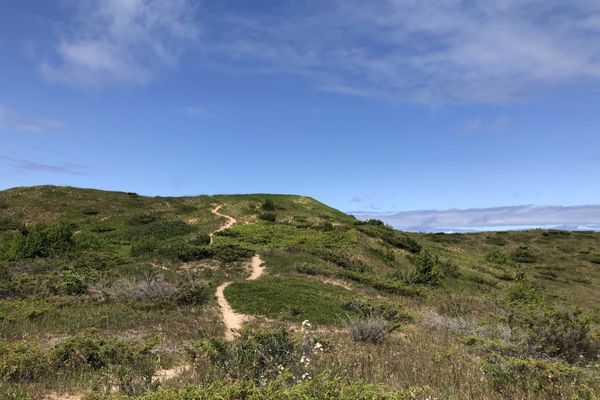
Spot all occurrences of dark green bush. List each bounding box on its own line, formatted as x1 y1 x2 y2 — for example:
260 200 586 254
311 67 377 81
259 212 277 222
405 251 442 286
81 208 99 216
127 220 193 241
173 284 211 306
130 238 159 258
176 244 214 262
212 244 254 263
486 250 513 265
6 222 74 260
58 267 88 295
511 246 537 263
261 198 275 211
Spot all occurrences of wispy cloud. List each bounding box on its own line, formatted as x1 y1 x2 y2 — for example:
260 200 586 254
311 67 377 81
41 0 199 87
458 116 509 135
351 205 600 232
182 105 210 117
202 1 600 104
0 155 88 176
0 105 65 134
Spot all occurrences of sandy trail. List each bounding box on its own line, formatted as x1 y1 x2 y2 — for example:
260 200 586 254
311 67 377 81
211 204 265 340
209 204 236 244
151 205 265 383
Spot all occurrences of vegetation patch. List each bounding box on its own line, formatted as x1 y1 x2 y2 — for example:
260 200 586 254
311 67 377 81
225 277 360 324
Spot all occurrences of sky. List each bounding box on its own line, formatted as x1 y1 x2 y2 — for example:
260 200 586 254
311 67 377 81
1 1 600 224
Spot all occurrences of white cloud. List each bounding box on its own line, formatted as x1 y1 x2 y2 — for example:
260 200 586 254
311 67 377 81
204 0 600 103
41 0 198 87
352 205 600 232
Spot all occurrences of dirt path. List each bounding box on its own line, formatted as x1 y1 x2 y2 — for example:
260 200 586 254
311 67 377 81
209 204 236 244
152 205 265 383
211 204 265 339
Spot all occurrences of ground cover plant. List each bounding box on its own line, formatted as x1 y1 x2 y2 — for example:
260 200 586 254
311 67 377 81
0 186 599 399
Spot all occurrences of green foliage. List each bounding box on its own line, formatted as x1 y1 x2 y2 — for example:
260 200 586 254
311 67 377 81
486 250 512 265
511 246 537 263
226 277 360 324
127 220 193 241
173 284 211 306
58 267 88 295
258 211 277 222
130 238 159 258
4 222 74 260
196 327 300 381
215 223 356 250
405 251 442 286
87 374 410 399
523 308 597 363
356 223 422 253
483 357 582 397
261 198 276 211
504 280 544 307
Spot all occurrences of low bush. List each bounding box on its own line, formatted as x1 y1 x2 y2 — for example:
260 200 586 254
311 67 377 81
405 251 442 286
173 283 211 306
511 246 537 263
258 211 277 222
5 222 74 260
486 250 512 265
523 308 598 363
347 318 387 343
261 198 276 211
195 327 300 381
127 220 193 241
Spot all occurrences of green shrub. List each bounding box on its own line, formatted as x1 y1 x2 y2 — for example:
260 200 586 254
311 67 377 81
0 341 47 382
81 208 99 216
127 220 193 241
7 222 74 260
524 308 597 363
405 251 442 286
175 244 214 261
197 327 300 381
486 250 512 265
261 198 276 211
58 267 88 295
504 280 543 307
259 212 277 222
50 330 157 372
212 243 254 263
173 284 211 306
511 246 537 263
130 238 159 258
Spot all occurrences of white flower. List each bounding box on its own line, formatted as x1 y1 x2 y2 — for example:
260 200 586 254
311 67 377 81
301 372 311 380
300 355 311 364
301 320 312 329
278 365 285 371
314 342 323 351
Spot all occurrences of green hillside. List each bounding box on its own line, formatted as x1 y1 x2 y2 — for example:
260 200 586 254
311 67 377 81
0 186 598 399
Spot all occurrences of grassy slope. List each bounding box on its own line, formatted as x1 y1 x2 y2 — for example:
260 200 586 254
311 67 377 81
0 186 599 399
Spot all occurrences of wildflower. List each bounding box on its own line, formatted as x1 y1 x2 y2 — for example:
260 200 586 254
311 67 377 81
301 320 312 329
314 342 323 351
300 355 311 364
278 365 285 371
301 372 311 380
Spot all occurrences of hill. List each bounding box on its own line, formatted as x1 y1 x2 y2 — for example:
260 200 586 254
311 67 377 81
0 186 599 399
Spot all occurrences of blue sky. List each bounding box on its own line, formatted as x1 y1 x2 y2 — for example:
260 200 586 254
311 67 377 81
1 1 600 214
